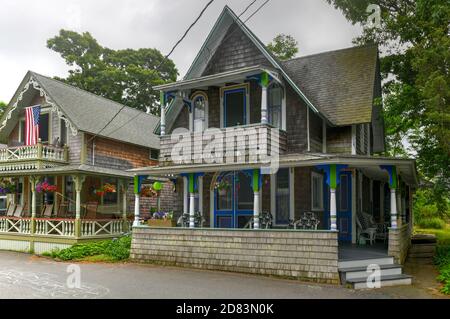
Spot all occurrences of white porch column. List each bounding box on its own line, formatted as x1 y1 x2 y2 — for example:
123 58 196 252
390 188 398 229
73 175 85 220
189 193 195 228
253 191 260 229
183 177 188 217
261 86 268 124
133 194 140 227
330 188 337 231
31 182 37 218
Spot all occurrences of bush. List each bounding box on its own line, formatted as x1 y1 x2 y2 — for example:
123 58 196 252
417 217 446 229
45 235 131 261
434 245 450 295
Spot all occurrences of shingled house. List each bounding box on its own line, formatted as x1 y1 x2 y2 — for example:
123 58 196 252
130 6 418 288
0 71 178 253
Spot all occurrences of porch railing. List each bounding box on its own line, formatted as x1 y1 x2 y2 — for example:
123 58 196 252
0 143 69 171
0 217 129 238
81 219 126 236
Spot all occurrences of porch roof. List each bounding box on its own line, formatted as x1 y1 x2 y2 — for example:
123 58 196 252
0 164 133 178
129 153 418 186
153 65 281 92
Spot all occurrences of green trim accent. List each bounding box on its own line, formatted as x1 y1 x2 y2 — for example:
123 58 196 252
160 91 165 106
189 173 195 193
253 169 260 192
261 72 270 88
391 166 398 189
330 164 337 189
134 175 139 194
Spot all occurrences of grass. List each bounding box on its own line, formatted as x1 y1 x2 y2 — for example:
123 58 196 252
415 224 450 294
43 235 131 262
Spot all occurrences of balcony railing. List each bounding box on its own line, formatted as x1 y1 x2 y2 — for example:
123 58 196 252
159 123 287 167
0 143 69 171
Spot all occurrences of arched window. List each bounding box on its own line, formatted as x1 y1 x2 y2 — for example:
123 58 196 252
192 92 208 132
268 84 283 129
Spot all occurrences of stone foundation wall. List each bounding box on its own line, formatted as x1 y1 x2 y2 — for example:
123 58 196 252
388 224 411 264
131 227 340 284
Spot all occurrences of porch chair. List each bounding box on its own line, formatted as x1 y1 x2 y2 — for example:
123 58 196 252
6 203 17 217
13 204 26 218
361 212 388 243
293 212 320 230
57 201 69 218
83 201 99 219
41 204 54 218
356 213 377 245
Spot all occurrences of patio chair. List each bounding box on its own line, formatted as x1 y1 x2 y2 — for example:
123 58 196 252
6 203 17 217
41 204 54 218
83 201 98 219
57 201 69 218
13 204 25 218
356 213 376 245
360 212 388 243
293 212 320 230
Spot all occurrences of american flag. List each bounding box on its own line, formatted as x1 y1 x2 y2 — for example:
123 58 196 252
25 105 41 145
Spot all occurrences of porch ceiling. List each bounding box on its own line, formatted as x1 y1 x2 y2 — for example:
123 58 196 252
129 153 418 186
153 65 281 92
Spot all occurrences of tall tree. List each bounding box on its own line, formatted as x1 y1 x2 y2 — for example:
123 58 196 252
0 101 6 118
267 34 299 60
326 0 450 214
47 30 178 114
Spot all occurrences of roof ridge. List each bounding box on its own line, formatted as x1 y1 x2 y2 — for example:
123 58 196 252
284 44 378 63
29 71 160 121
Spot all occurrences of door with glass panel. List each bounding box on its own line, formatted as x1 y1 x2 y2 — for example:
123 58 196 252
214 171 254 228
223 88 246 128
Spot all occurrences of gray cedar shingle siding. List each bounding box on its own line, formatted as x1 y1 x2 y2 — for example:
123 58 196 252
202 23 271 76
282 45 378 127
286 85 308 153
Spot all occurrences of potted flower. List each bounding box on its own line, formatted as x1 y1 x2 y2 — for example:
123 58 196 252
214 180 230 196
140 186 158 198
36 181 57 193
148 211 176 227
0 179 16 195
94 183 116 197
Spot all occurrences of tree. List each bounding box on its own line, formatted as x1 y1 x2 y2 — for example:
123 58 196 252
267 34 299 60
326 0 450 215
47 30 178 114
0 101 6 118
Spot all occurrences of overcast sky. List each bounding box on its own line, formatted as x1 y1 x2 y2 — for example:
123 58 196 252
0 0 362 103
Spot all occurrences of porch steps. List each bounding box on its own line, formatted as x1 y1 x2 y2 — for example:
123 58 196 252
338 257 412 289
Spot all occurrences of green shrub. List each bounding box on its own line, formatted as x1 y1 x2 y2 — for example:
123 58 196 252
46 235 131 261
434 245 450 295
417 217 446 229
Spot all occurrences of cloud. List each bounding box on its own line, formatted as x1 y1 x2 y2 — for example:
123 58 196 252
0 0 361 102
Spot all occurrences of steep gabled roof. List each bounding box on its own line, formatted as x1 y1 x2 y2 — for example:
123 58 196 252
0 71 160 149
282 45 379 126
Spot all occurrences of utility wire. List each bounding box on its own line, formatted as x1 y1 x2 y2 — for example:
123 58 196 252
87 0 216 144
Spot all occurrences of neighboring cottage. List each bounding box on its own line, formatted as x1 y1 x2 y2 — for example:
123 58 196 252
130 6 418 287
0 71 177 253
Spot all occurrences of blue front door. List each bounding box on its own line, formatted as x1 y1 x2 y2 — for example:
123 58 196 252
337 172 352 242
214 171 254 228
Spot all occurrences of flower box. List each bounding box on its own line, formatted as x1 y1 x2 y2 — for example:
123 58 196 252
148 219 177 227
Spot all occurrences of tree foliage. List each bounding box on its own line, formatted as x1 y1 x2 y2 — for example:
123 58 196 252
327 0 450 214
0 101 6 118
267 34 299 60
47 30 178 114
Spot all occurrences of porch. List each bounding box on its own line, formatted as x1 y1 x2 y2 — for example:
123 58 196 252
0 164 133 254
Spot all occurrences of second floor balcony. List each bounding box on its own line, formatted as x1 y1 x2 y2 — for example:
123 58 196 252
0 143 69 171
159 123 287 167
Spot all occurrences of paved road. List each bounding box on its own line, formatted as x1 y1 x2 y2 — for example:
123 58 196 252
0 251 441 299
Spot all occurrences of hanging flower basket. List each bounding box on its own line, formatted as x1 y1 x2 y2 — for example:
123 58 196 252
140 186 158 198
0 182 16 195
94 183 116 197
36 181 57 193
214 180 230 196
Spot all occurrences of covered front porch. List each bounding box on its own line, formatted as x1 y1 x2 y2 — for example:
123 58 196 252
0 165 133 254
131 154 417 263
